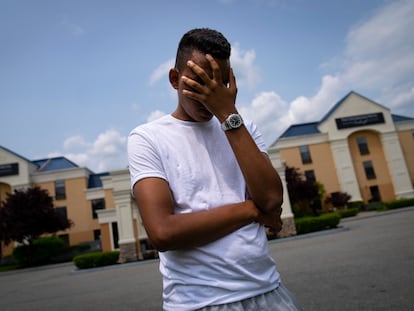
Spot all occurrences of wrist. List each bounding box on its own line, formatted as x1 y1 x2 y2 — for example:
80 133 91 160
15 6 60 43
245 200 259 223
216 109 239 123
221 113 243 131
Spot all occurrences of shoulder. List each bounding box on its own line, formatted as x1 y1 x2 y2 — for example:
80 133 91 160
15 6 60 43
242 118 260 135
129 114 172 135
242 118 267 151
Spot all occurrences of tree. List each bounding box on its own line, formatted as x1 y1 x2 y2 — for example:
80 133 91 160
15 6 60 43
0 187 72 246
285 166 320 217
325 191 351 210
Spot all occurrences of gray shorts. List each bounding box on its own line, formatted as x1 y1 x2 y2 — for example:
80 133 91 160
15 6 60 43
197 283 303 311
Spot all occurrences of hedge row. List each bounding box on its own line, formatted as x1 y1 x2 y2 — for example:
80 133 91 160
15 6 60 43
13 236 65 267
295 212 341 235
384 198 414 210
73 251 120 269
337 207 359 218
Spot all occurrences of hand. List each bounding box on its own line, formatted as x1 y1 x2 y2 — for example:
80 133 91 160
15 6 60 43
182 54 238 122
256 208 283 233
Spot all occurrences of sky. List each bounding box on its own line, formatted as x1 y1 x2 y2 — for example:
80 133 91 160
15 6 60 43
1 0 413 173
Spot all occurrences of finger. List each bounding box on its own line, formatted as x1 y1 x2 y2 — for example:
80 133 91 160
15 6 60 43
181 76 204 93
205 54 222 84
187 60 212 85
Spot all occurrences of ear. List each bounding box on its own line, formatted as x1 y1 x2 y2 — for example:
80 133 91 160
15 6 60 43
169 68 179 90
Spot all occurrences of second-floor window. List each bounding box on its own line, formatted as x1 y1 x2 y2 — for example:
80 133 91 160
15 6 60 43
357 136 370 155
55 180 66 200
300 145 312 164
91 199 105 219
363 160 376 179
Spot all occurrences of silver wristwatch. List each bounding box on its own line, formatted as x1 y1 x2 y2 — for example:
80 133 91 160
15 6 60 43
221 113 244 131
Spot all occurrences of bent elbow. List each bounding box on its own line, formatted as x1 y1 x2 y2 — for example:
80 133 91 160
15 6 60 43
263 199 283 214
147 227 175 252
261 190 283 214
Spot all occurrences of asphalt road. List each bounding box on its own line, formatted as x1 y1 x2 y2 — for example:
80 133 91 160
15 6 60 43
1 207 413 311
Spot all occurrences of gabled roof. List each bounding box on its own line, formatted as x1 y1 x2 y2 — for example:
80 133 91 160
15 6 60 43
279 122 320 138
32 157 79 172
319 91 390 124
277 91 413 140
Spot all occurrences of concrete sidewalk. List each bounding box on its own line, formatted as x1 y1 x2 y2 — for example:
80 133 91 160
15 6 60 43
1 207 413 311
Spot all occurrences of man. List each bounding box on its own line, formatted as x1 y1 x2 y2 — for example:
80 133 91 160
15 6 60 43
128 28 302 310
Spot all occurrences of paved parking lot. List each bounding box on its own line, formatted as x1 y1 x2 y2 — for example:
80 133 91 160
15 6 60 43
1 206 413 311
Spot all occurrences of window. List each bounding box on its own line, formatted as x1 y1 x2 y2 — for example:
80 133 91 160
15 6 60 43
363 161 376 179
357 136 369 155
305 170 316 183
56 206 68 221
111 222 119 249
299 145 312 164
91 199 105 219
94 229 101 241
55 180 66 200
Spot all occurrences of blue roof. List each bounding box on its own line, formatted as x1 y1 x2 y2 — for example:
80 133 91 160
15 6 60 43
279 122 320 138
33 157 79 172
88 172 109 188
392 114 414 122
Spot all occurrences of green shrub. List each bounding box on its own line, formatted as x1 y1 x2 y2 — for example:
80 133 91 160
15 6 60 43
13 236 65 267
73 251 120 269
347 201 365 210
366 202 387 211
384 198 414 210
295 213 341 235
337 208 359 218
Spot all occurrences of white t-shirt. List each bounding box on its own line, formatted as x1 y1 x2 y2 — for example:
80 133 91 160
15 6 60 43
128 115 280 310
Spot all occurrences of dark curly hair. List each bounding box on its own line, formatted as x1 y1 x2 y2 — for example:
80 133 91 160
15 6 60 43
174 28 231 71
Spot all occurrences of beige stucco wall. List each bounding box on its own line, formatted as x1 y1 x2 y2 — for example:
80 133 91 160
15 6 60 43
348 130 395 202
274 92 414 205
279 142 341 207
100 223 111 252
33 175 101 246
398 129 414 184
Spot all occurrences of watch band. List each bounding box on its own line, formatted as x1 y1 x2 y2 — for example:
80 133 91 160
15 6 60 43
221 113 243 131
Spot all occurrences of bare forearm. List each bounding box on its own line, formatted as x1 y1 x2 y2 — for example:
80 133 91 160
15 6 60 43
142 201 257 252
225 125 283 213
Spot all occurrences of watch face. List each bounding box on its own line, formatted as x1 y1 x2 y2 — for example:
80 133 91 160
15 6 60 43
229 114 242 128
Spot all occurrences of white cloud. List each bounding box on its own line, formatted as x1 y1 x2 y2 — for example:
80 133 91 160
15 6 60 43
52 129 128 173
149 43 261 90
147 110 166 122
231 43 261 89
248 0 414 147
149 58 174 85
335 0 414 112
239 91 289 146
63 135 90 151
392 86 414 108
145 0 414 151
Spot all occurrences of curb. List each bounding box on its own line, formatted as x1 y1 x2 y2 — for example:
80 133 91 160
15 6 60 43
340 205 414 223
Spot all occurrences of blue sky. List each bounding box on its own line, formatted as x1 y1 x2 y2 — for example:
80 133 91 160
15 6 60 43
1 0 413 173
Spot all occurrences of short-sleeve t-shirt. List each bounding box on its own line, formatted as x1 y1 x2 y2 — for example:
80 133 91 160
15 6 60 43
128 115 280 310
